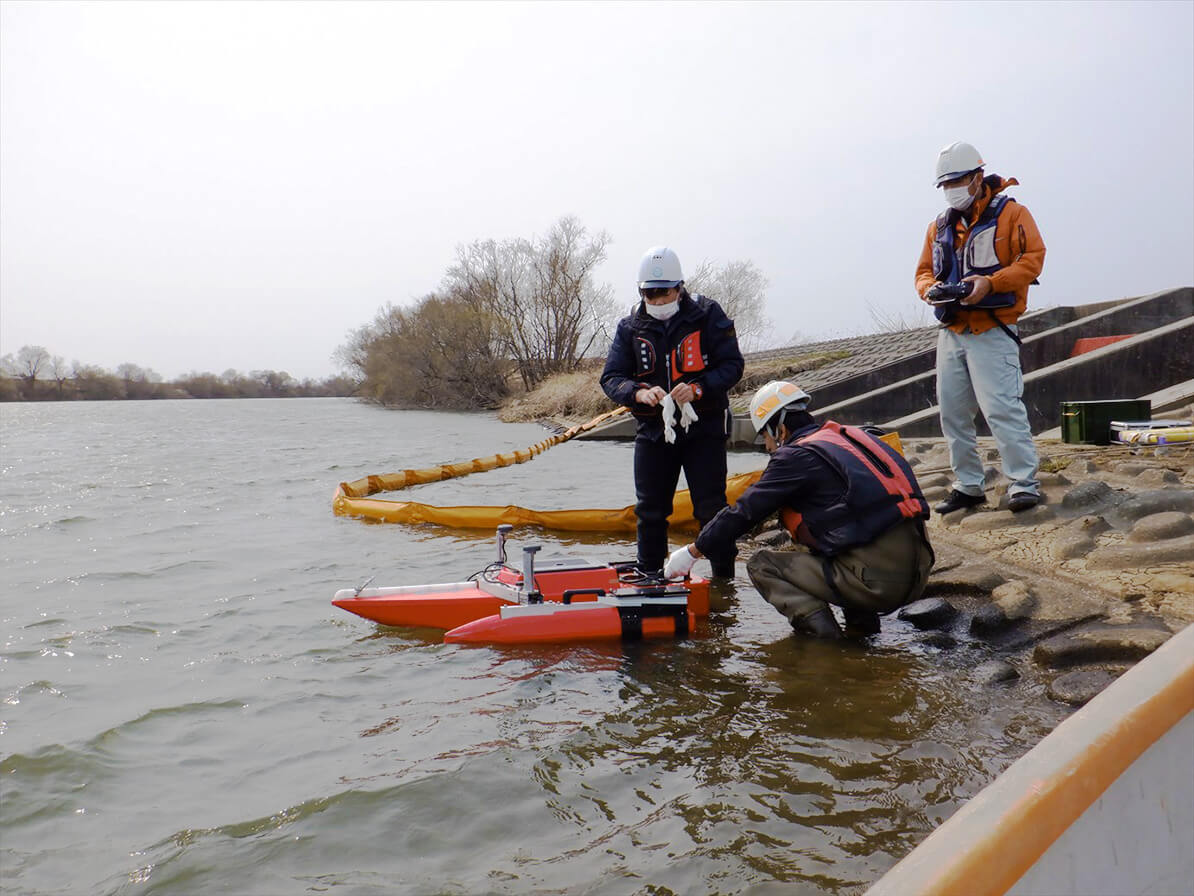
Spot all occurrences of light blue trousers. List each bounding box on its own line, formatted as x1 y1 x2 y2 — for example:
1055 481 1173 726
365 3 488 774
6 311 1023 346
936 326 1039 498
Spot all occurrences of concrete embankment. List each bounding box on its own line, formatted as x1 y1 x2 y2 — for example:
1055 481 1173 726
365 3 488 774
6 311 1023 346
575 287 1194 445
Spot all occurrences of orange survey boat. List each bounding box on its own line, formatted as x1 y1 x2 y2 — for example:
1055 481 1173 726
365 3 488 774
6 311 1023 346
333 526 709 644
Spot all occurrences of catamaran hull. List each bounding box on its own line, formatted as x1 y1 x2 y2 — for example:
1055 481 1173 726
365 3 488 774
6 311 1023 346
444 605 696 645
333 566 709 634
332 583 512 630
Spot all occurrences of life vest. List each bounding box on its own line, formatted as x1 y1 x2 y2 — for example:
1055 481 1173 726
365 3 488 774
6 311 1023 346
931 193 1018 321
779 422 929 555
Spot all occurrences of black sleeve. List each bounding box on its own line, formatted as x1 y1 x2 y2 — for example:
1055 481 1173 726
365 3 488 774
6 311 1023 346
697 302 745 397
694 446 820 554
600 319 642 407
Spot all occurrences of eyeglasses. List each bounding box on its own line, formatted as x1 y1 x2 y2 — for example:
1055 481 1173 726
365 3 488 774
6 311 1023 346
640 287 674 300
939 169 979 188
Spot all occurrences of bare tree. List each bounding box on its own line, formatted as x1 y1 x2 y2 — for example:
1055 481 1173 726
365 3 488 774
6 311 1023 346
72 361 125 399
341 295 509 409
446 216 613 390
685 260 774 352
335 302 412 386
117 363 159 399
116 362 143 382
252 370 296 397
49 355 71 398
335 216 615 407
403 294 508 408
14 345 50 397
528 216 615 370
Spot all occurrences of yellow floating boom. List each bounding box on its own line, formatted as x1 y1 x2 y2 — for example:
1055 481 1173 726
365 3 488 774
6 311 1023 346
334 469 766 533
332 405 766 532
332 408 901 533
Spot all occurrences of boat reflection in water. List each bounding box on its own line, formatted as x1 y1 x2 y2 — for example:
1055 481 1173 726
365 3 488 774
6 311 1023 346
346 584 1053 893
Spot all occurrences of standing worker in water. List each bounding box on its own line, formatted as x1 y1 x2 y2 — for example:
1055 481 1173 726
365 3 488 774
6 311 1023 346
601 246 745 579
916 141 1046 515
664 381 934 639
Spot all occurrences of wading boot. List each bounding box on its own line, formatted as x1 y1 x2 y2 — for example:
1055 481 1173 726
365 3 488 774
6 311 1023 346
707 578 736 613
710 560 736 580
791 607 843 640
843 606 881 635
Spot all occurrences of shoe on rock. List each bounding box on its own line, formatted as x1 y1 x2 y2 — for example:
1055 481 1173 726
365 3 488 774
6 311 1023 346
934 490 987 514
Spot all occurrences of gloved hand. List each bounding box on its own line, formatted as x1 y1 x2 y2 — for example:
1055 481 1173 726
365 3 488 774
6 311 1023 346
661 394 700 444
664 545 698 579
661 394 678 444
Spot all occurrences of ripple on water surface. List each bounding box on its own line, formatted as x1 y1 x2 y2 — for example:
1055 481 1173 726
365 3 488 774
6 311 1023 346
0 400 1073 896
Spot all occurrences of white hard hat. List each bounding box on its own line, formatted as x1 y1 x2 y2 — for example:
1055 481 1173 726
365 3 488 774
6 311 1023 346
637 246 684 289
934 141 985 186
749 380 811 434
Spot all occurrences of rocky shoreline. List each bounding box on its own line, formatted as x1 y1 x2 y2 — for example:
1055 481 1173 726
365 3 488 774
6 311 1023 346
739 434 1194 706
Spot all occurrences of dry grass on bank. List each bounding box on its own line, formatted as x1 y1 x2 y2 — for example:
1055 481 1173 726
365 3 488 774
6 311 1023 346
499 351 852 424
498 361 614 423
729 352 851 409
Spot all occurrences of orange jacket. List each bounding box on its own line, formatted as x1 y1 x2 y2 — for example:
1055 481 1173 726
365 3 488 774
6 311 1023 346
915 176 1046 334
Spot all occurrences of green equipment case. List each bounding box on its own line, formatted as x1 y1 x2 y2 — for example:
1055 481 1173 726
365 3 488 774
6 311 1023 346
1060 400 1152 445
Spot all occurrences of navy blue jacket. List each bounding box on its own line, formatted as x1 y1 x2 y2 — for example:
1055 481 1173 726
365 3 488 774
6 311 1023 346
694 420 928 557
601 294 744 441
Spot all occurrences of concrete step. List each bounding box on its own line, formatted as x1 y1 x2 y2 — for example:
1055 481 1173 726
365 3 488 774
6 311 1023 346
1037 378 1194 439
817 287 1192 434
577 287 1193 445
886 314 1194 437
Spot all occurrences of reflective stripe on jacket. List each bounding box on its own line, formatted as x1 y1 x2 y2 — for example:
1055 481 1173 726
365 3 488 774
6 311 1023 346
779 422 929 554
600 293 744 441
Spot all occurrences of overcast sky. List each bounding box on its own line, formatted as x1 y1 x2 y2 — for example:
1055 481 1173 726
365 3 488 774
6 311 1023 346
2 1 1191 381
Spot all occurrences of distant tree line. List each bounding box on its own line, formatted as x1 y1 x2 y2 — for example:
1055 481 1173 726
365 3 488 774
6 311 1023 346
337 215 774 410
0 345 356 402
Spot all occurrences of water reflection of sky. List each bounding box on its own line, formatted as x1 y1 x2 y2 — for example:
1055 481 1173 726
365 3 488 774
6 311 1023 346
1 401 1074 896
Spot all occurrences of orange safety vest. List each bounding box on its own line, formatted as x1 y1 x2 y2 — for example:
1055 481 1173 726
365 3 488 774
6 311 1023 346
779 422 928 554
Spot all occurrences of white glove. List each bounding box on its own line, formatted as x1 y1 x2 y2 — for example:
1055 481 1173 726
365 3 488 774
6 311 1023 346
661 394 678 443
664 545 698 579
661 394 699 444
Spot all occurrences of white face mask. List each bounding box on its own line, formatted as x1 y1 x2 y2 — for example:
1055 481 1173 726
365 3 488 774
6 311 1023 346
944 183 975 211
644 299 679 320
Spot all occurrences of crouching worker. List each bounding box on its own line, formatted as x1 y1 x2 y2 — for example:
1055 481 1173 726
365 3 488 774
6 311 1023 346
663 381 935 639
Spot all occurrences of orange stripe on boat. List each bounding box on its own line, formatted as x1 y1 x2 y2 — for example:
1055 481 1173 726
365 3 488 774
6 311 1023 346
444 607 696 645
333 587 508 630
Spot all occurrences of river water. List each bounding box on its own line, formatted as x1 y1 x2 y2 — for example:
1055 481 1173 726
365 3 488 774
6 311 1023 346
0 398 1071 896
